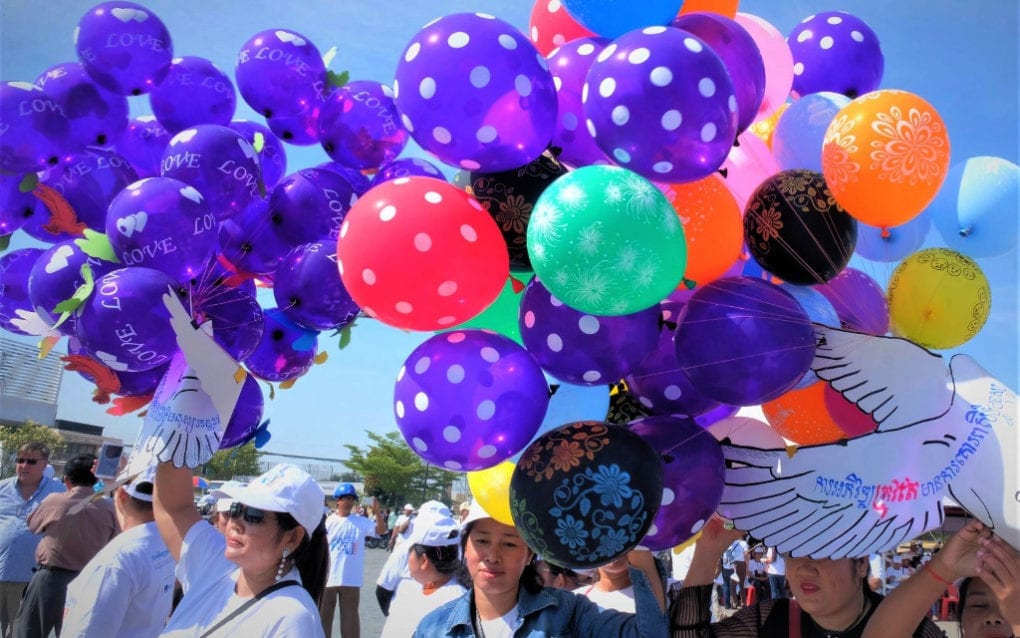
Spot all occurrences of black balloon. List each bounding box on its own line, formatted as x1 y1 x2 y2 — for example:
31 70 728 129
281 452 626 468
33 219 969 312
509 421 662 569
469 151 568 272
744 169 857 284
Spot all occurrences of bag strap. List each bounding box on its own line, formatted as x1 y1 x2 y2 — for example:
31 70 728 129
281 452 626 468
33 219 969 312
788 598 802 638
199 580 298 638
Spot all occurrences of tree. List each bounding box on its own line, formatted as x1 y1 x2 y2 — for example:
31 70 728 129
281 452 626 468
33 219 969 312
0 420 65 479
200 442 261 480
343 431 459 508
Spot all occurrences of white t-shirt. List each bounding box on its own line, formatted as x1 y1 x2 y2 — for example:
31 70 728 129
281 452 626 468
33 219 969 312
478 605 519 638
160 521 324 638
575 583 636 613
62 521 176 638
765 548 785 576
379 577 466 637
672 544 696 583
324 512 377 587
722 539 749 569
393 513 414 547
377 544 411 591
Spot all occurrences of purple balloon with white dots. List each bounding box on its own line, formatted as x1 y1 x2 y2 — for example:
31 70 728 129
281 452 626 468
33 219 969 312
787 11 883 99
547 36 611 168
394 329 550 471
584 26 738 183
394 12 558 172
519 277 660 386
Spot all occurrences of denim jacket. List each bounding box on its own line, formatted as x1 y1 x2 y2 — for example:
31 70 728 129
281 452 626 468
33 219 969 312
412 567 667 637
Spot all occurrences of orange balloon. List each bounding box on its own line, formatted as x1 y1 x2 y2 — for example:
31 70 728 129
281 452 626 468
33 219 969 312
762 383 846 446
662 175 743 287
748 102 788 150
678 0 740 19
821 90 951 227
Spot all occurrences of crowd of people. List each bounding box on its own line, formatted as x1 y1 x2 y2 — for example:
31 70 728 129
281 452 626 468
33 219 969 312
1 440 1017 637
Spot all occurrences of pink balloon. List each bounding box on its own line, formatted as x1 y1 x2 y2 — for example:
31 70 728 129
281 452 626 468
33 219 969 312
720 130 779 209
823 385 877 438
734 13 793 121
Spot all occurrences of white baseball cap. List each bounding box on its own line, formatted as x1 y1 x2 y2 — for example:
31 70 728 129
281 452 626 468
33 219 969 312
462 499 500 528
210 480 246 501
232 464 324 536
122 465 156 502
406 500 460 548
403 503 415 511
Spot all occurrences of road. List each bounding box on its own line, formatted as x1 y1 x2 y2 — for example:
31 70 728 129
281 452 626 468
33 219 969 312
325 543 390 638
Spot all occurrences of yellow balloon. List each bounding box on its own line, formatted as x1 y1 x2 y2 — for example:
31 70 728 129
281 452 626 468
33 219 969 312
748 102 788 150
673 530 702 554
467 461 515 526
888 248 991 350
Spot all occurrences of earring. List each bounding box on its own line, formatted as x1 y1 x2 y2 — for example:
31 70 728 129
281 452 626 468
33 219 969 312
275 547 291 581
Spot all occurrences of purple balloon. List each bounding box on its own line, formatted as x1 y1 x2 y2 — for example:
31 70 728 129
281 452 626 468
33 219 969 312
36 62 129 148
160 124 262 221
317 80 408 171
235 29 326 119
318 162 372 196
787 11 884 99
519 277 659 385
106 177 217 283
395 329 550 471
0 248 45 336
190 284 264 361
0 82 72 173
75 267 181 372
149 56 236 133
814 267 889 335
675 277 815 406
0 174 37 235
242 310 319 382
75 2 173 95
273 241 360 331
267 108 321 147
219 376 265 449
624 302 730 418
42 148 139 231
628 415 725 551
66 336 168 396
585 28 738 183
218 199 293 276
370 157 446 187
268 167 357 246
671 13 765 134
547 37 611 168
229 120 287 189
394 13 558 172
28 240 117 334
116 116 170 178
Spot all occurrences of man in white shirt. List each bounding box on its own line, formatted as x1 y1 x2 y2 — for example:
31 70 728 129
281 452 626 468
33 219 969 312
61 468 176 638
319 483 386 638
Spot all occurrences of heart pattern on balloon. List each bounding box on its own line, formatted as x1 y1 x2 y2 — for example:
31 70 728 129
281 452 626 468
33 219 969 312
44 245 75 273
110 7 149 23
116 212 149 237
275 31 306 46
95 350 130 372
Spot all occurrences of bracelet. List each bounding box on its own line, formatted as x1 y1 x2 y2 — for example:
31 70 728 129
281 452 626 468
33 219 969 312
925 563 952 586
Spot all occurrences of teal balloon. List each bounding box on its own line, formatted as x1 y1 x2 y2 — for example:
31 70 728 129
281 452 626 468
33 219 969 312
449 272 530 345
931 156 1019 258
526 165 686 315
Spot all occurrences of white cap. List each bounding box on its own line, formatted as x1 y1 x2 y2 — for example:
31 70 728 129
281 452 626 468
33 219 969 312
462 499 498 528
403 503 415 511
232 464 324 536
406 500 460 548
210 480 246 501
215 498 235 513
122 465 156 502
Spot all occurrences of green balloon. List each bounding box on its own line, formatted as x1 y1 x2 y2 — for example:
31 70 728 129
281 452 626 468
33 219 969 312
446 272 530 345
526 165 687 315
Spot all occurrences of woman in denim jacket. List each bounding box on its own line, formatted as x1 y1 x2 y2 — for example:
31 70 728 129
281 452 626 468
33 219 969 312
412 501 667 637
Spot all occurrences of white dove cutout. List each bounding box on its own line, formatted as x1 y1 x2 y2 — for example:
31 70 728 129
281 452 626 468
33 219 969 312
126 289 247 474
718 324 1018 558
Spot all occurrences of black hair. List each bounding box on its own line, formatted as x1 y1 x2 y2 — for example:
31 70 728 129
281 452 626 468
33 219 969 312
123 481 154 512
276 512 328 606
64 455 98 487
460 519 542 595
411 543 462 575
956 577 973 622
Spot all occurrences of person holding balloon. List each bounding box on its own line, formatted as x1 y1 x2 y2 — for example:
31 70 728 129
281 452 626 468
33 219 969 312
669 516 945 638
412 501 667 637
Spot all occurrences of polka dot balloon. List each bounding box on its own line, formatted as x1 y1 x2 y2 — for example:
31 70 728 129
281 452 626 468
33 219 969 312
547 36 612 168
787 11 884 99
519 277 659 386
394 329 550 471
528 0 596 56
336 176 509 331
583 26 738 183
393 12 558 172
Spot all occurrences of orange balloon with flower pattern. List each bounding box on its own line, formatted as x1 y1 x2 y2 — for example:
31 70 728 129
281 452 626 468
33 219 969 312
821 90 950 228
662 175 743 287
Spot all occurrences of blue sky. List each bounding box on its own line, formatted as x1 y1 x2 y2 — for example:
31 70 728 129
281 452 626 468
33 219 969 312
1 0 1017 467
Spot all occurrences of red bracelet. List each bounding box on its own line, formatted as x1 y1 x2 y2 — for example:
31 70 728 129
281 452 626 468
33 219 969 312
925 563 952 586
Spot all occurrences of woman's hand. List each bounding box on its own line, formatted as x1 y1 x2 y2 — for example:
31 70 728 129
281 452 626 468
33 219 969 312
928 519 991 581
975 534 1020 629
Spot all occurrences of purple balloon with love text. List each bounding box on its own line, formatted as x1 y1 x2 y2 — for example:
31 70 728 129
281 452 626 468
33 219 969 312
36 61 129 148
74 1 173 95
318 80 408 171
41 148 139 232
149 56 237 133
235 28 326 119
116 116 171 178
0 82 71 173
28 240 117 335
0 248 45 336
268 167 358 247
242 310 319 382
229 120 287 190
274 241 360 332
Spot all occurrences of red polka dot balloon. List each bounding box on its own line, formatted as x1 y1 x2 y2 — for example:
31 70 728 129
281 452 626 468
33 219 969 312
336 176 509 331
529 0 596 56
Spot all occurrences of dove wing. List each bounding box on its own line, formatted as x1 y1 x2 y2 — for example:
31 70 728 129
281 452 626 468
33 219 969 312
811 325 954 432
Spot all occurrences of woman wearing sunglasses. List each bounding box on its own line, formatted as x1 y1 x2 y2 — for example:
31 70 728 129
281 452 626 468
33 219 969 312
153 462 329 637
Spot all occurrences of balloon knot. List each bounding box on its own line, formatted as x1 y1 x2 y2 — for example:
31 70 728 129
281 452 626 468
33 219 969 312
958 227 972 237
880 227 891 239
683 278 697 290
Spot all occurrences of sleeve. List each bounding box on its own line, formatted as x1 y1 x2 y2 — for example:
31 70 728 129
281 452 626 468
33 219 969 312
356 516 377 536
177 520 231 593
668 584 767 638
566 568 668 637
61 564 133 637
26 494 59 533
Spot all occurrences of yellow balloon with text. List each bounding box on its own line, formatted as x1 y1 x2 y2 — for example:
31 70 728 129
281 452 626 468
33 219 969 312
888 248 991 350
467 461 515 526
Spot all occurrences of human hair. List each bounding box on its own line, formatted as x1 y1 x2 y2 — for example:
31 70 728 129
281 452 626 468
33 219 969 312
460 519 542 595
121 483 154 513
63 454 98 486
956 577 974 621
275 511 328 606
411 543 462 575
18 441 51 459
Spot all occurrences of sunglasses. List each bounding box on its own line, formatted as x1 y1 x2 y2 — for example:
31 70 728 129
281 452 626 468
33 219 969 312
16 458 40 465
228 502 273 525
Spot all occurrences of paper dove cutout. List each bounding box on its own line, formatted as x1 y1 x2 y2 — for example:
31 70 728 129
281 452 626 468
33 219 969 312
126 289 247 473
718 325 1018 557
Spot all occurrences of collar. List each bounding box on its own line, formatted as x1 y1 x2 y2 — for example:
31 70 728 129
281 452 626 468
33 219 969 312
441 586 559 634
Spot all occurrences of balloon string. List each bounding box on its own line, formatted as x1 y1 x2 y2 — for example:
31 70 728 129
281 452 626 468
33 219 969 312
674 341 817 372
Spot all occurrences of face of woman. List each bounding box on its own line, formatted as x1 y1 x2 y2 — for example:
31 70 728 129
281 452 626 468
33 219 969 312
960 579 1012 638
465 518 533 599
223 504 301 575
784 556 867 625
